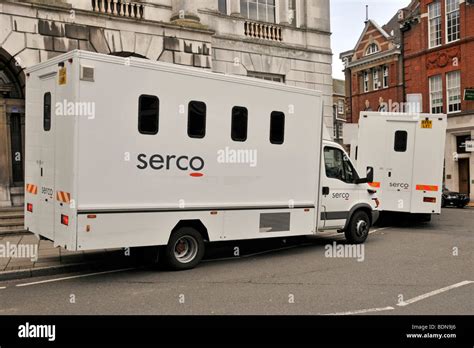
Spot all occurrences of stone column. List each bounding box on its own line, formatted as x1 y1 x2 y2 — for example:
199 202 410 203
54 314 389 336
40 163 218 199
230 0 241 17
0 99 12 207
170 0 203 26
278 0 289 25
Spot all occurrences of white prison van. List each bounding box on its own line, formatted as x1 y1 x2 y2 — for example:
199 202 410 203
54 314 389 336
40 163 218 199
25 50 378 270
345 112 447 220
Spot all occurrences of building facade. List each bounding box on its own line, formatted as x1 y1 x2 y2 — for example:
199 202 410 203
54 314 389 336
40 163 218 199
340 17 404 123
401 0 474 200
332 78 346 143
0 0 332 207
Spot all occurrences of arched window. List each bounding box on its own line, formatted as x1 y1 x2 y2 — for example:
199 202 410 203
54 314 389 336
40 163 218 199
365 43 379 56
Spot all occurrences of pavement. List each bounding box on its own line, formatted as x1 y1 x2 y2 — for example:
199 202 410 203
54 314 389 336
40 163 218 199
0 207 472 315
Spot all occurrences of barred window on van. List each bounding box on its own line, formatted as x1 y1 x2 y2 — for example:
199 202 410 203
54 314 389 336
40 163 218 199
231 106 248 142
188 101 207 139
270 111 285 145
43 92 51 131
138 95 159 135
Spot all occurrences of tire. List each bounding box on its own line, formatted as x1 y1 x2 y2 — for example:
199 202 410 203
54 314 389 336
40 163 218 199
164 227 205 270
345 210 370 244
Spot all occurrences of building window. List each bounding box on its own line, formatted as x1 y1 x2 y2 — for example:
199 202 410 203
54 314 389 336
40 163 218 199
383 66 389 88
365 43 379 56
447 71 461 113
456 135 471 154
138 95 159 135
218 0 227 14
270 111 285 145
241 0 276 23
337 99 344 115
373 68 380 90
247 71 284 83
43 92 51 132
428 1 442 48
363 71 369 93
394 131 408 152
231 106 248 142
188 101 207 138
429 75 443 114
446 0 460 43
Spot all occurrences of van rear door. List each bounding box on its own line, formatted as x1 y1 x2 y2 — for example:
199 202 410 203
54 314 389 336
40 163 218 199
37 74 57 240
384 120 416 212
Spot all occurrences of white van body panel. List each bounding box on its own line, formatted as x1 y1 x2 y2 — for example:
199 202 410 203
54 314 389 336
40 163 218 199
347 112 447 215
25 50 375 252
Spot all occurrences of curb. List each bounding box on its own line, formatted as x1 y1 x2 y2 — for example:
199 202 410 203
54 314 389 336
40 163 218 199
0 262 93 282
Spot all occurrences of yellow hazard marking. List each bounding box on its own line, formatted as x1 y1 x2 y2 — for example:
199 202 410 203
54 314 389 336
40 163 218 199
58 67 67 85
421 119 432 129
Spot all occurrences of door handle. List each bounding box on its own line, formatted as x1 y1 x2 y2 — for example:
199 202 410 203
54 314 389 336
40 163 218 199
322 186 330 195
388 171 391 178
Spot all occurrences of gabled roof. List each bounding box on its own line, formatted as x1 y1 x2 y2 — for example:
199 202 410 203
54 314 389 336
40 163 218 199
352 19 391 53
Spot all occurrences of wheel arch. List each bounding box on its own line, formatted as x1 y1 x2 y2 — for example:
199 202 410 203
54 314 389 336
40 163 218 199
170 219 210 242
343 203 373 231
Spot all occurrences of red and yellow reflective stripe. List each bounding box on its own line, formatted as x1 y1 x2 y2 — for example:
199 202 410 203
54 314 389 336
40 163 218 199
26 183 38 195
368 182 381 188
416 185 439 192
56 191 71 203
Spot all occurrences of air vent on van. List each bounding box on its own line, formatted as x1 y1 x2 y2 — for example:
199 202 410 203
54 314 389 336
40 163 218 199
80 66 94 82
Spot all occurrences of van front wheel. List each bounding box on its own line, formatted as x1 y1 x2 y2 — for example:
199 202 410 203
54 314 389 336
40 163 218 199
164 227 205 270
345 210 370 244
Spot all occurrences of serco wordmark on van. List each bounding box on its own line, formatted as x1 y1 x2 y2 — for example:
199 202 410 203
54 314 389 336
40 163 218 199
137 153 205 177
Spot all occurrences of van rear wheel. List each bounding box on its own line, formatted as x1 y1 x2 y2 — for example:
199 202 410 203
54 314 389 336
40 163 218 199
345 210 370 244
164 227 205 270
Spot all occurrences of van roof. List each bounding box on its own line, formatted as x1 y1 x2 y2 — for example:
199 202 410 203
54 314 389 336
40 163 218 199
26 50 323 97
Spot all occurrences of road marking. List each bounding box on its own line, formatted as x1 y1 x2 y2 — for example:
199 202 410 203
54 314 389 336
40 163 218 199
15 268 135 288
397 280 474 307
0 286 6 290
324 306 395 315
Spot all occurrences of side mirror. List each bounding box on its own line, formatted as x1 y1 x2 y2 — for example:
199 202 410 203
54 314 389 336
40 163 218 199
366 166 374 184
355 166 374 184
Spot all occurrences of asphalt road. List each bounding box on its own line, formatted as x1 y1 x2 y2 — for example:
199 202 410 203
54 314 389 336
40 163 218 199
0 208 473 315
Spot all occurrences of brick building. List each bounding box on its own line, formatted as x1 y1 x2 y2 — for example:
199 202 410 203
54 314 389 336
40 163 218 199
340 16 404 123
401 0 474 199
0 0 332 208
332 78 346 143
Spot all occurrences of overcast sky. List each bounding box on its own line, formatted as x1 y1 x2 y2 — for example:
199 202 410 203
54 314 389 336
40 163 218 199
331 0 412 80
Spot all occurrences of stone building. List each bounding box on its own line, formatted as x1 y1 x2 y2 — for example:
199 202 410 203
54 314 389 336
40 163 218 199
340 16 404 123
401 0 474 200
0 0 332 207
